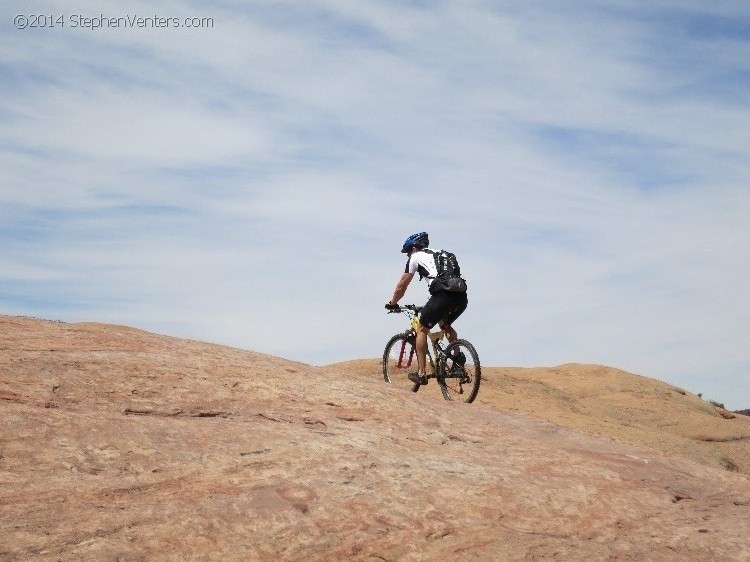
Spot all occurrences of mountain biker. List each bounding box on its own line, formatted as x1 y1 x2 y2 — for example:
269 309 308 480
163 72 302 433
385 232 468 385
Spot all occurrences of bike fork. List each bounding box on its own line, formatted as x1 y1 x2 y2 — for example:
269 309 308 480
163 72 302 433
397 338 415 369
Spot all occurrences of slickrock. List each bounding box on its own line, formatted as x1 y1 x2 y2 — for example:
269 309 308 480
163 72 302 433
2 315 749 561
332 360 750 477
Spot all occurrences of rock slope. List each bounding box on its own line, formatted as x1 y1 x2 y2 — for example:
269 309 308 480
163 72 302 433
330 360 750 477
1 315 749 561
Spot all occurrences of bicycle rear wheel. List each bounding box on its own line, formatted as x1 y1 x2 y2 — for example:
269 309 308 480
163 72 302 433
382 333 419 393
437 339 481 403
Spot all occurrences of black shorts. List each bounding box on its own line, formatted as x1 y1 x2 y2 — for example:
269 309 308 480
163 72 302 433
420 291 468 330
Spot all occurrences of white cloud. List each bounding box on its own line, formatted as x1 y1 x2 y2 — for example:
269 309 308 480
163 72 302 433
2 0 749 408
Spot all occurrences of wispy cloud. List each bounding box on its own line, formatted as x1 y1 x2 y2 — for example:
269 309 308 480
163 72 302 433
2 0 749 407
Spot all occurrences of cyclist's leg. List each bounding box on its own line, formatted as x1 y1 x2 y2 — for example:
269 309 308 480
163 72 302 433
419 293 446 332
441 322 458 343
418 293 448 376
415 325 429 375
437 293 473 398
438 292 468 343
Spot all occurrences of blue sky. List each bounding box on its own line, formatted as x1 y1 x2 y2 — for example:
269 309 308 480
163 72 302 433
2 1 749 408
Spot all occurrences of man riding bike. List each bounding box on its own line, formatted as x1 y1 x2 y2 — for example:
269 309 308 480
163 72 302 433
385 232 468 386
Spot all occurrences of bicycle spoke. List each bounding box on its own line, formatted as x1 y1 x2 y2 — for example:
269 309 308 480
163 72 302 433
383 333 419 392
437 339 481 403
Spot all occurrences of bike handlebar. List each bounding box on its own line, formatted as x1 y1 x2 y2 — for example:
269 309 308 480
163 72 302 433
385 303 423 314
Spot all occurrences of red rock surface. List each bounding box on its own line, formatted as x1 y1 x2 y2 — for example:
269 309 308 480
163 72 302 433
2 315 749 560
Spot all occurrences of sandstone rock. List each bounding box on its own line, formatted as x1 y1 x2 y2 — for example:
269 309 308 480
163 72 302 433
329 360 750 477
2 315 750 561
716 407 736 419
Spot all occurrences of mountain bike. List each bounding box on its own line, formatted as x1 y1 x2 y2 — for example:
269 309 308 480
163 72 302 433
383 304 481 403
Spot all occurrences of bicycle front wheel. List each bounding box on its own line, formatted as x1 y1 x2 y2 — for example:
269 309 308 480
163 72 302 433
437 339 481 403
382 333 419 393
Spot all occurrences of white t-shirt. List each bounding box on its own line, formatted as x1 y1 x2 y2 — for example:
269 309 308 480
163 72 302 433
405 248 438 285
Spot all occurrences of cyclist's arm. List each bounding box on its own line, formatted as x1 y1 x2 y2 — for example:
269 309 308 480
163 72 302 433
389 272 414 305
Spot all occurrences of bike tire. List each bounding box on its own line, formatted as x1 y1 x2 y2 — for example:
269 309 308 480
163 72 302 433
437 339 481 403
382 333 419 393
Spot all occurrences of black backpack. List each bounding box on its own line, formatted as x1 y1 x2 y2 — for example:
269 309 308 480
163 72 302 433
423 249 467 295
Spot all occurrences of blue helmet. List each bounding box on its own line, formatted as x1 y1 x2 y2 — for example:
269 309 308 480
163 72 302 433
401 231 429 253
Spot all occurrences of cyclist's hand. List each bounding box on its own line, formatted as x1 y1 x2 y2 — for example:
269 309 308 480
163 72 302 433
385 302 400 312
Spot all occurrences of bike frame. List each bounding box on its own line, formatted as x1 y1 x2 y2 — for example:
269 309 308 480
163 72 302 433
394 309 445 375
